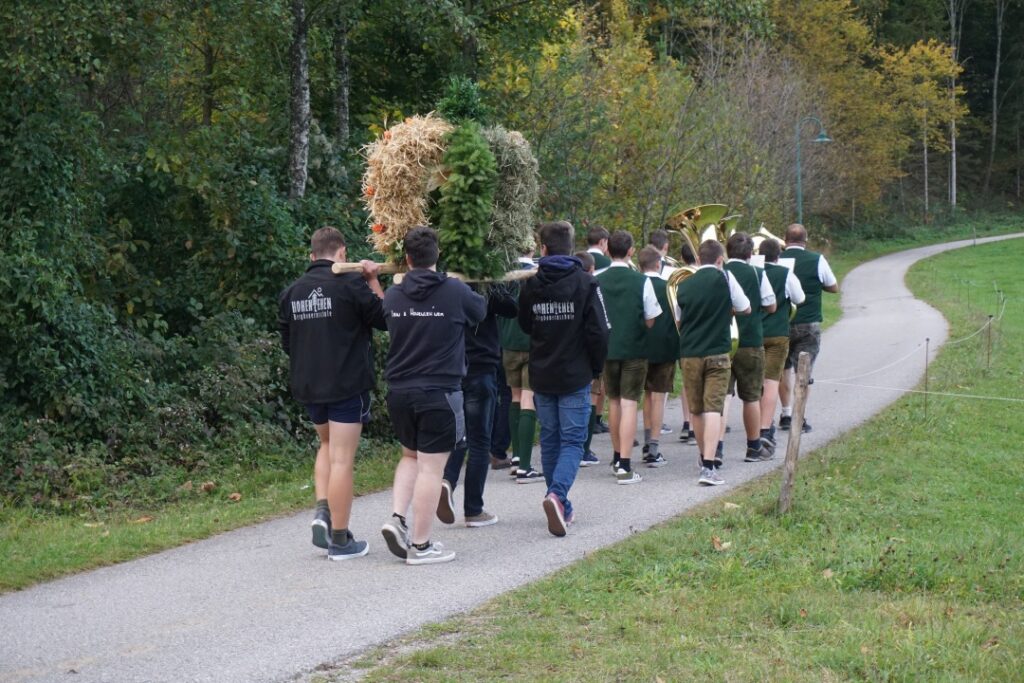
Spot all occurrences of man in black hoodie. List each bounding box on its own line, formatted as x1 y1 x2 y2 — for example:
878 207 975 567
278 226 386 561
379 226 486 565
518 221 610 537
436 284 517 529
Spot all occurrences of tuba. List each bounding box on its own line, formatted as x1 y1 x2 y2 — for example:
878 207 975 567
662 204 740 356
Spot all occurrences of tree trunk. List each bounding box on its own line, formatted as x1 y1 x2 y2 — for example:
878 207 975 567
1017 110 1022 200
288 0 311 200
461 0 479 77
984 0 1006 196
202 41 215 126
924 111 930 219
331 3 351 149
946 0 968 210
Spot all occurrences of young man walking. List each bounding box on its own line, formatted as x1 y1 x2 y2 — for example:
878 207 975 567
597 230 661 485
758 238 805 453
437 285 517 527
278 226 386 561
380 227 486 565
586 225 612 273
518 221 609 536
723 233 777 463
778 224 839 433
638 246 678 468
498 248 543 483
674 240 750 486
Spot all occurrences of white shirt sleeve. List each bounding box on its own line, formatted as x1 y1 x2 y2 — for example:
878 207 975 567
726 272 750 312
786 270 806 305
758 270 776 307
818 255 837 287
642 277 662 320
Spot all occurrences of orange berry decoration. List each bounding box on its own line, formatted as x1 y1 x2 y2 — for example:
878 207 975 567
371 223 386 233
364 186 376 198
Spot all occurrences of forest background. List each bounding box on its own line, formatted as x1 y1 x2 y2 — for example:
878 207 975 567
2 0 1023 511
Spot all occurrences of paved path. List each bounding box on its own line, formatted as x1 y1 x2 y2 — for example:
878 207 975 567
2 234 1021 683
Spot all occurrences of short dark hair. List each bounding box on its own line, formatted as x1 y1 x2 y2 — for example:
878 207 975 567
586 226 610 247
679 241 696 265
785 223 807 245
608 230 634 259
726 232 752 260
311 226 345 258
539 221 574 256
574 250 595 272
759 238 781 262
698 239 724 266
405 225 439 268
649 229 669 251
638 245 662 272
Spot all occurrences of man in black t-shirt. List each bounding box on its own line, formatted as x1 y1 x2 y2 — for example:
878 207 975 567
278 226 386 561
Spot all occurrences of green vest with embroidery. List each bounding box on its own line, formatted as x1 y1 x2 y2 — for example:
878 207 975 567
761 263 792 338
597 265 648 360
783 247 824 324
646 275 679 363
724 260 764 348
677 267 732 358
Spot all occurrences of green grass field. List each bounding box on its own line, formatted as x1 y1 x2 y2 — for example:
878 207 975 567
328 237 1024 681
1 215 1020 596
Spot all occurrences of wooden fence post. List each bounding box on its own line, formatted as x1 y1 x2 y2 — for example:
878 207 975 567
778 352 811 514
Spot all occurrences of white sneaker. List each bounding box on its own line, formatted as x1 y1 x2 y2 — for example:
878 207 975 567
698 467 725 486
406 541 456 565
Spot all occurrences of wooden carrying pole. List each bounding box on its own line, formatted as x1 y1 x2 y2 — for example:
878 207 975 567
778 351 811 515
331 261 535 283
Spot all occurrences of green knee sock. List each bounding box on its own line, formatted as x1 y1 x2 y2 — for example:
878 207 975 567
509 402 521 458
583 405 597 454
516 408 537 470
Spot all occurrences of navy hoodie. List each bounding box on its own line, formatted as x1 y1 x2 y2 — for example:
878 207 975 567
384 269 487 391
518 255 610 394
277 260 387 404
466 285 518 375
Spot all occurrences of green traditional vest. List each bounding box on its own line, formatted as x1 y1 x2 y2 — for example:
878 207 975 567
499 280 531 351
597 265 648 360
590 251 612 270
761 263 791 338
724 260 764 348
677 267 732 358
646 275 679 363
783 246 824 324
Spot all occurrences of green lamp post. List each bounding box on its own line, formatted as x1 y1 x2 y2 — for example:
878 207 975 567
795 115 832 224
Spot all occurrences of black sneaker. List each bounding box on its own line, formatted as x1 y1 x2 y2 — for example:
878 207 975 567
644 453 667 468
311 508 331 550
779 415 792 431
744 446 772 462
678 430 690 444
633 439 640 447
594 418 610 434
381 515 410 559
801 419 813 433
436 479 455 525
327 531 369 561
641 443 650 455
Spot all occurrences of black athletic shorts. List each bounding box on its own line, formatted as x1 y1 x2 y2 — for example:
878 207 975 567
386 388 465 454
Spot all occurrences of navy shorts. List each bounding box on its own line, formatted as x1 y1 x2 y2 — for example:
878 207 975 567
306 391 372 425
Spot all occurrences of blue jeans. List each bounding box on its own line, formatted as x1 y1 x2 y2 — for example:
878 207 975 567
490 363 512 456
444 370 498 516
533 383 591 519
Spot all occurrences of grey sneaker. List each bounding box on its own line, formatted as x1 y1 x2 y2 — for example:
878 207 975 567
744 447 772 462
699 467 725 486
406 541 456 566
615 468 643 485
436 479 456 524
381 515 410 559
465 511 498 527
660 423 673 435
759 437 776 457
327 532 369 561
311 508 331 550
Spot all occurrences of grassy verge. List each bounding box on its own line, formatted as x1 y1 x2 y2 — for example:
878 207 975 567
335 238 1024 680
0 440 399 592
2 214 1019 596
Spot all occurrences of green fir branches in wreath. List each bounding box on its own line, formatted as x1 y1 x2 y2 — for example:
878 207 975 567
437 121 501 279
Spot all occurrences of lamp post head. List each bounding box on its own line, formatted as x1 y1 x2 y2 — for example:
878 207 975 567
813 131 832 144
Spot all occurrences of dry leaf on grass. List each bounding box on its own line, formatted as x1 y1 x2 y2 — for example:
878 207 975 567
227 492 242 502
723 502 741 510
200 481 216 493
131 516 154 524
982 637 1000 651
178 480 193 492
712 536 731 551
799 609 808 618
822 568 834 579
84 522 104 528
